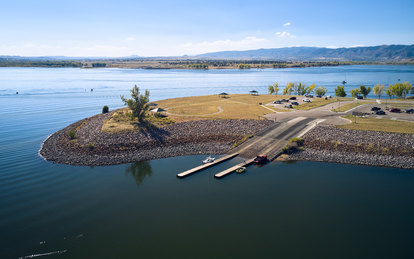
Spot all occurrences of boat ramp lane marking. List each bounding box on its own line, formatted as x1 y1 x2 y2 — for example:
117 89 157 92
177 153 239 178
287 116 306 124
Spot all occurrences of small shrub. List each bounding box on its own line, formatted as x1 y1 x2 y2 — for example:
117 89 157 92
289 137 304 146
68 130 76 140
282 145 290 154
102 105 109 114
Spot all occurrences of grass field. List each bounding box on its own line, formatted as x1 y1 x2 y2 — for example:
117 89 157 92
156 94 281 121
338 115 414 134
294 97 350 110
331 102 363 112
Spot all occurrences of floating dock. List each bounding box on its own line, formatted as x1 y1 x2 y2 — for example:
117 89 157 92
214 158 255 178
177 153 238 178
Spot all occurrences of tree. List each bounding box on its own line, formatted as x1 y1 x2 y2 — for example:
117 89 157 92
283 82 294 95
268 85 275 95
274 83 280 96
268 82 279 95
373 84 385 99
350 88 360 98
121 85 150 122
402 82 412 98
390 83 410 98
386 85 394 99
307 83 316 95
359 85 371 98
335 85 346 97
315 87 327 96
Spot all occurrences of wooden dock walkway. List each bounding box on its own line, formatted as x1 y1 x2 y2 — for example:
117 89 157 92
177 153 238 178
214 158 255 178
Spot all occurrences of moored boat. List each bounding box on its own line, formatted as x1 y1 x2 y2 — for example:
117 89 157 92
202 156 215 164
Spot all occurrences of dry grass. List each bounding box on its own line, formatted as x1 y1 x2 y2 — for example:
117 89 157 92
331 102 363 112
294 97 350 110
156 94 281 120
338 115 414 134
102 108 174 133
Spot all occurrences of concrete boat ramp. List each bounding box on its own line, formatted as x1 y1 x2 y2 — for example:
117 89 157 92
177 116 324 179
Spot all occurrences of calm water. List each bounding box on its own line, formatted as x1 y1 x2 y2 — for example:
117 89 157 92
1 66 413 258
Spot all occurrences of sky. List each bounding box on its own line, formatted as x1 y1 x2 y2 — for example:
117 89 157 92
1 0 413 57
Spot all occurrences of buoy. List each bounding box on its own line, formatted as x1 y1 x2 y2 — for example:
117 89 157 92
16 92 18 94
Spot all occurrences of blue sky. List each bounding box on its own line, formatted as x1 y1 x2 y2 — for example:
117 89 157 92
1 0 413 57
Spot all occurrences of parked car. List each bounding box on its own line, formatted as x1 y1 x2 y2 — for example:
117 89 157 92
303 98 311 102
356 96 363 99
406 109 414 114
389 108 401 113
376 110 386 115
273 100 282 104
371 107 381 111
289 96 297 100
280 99 289 102
253 154 267 164
305 94 314 98
291 101 299 105
316 95 322 98
284 104 293 108
326 95 333 98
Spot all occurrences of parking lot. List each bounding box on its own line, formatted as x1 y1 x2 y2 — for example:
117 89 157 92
352 102 414 122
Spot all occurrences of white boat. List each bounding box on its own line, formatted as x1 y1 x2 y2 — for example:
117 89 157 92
202 156 215 164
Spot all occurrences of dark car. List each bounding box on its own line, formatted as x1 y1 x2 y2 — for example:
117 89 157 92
291 101 299 105
253 154 267 164
273 100 282 104
406 109 414 114
356 96 363 99
371 107 381 111
316 95 322 98
280 99 289 102
289 96 297 100
389 108 401 113
376 110 386 115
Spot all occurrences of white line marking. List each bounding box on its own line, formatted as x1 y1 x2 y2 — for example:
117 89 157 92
287 117 306 124
260 105 278 113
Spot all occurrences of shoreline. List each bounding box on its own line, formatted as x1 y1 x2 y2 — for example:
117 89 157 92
289 126 414 169
40 110 414 169
39 112 273 166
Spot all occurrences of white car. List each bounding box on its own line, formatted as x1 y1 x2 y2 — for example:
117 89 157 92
303 98 311 102
284 104 293 108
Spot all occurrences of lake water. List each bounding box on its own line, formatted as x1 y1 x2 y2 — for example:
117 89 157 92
1 66 413 258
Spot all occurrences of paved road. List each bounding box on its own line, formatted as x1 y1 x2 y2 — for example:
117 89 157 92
232 99 414 160
231 117 318 159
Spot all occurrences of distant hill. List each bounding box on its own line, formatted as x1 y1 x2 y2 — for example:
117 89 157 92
195 45 414 61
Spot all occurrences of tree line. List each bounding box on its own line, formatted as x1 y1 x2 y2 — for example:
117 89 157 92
268 81 413 99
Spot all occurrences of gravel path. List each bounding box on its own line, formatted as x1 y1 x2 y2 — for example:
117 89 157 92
39 112 273 166
289 126 414 169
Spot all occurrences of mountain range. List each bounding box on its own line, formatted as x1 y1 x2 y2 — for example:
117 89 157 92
1 44 413 62
195 44 414 61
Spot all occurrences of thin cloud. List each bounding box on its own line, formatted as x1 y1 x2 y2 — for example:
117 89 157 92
276 32 296 39
125 37 135 41
283 22 291 26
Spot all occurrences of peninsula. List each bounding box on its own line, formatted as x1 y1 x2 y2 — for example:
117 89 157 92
40 90 414 169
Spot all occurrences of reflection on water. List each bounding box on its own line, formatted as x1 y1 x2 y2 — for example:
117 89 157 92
125 161 153 185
